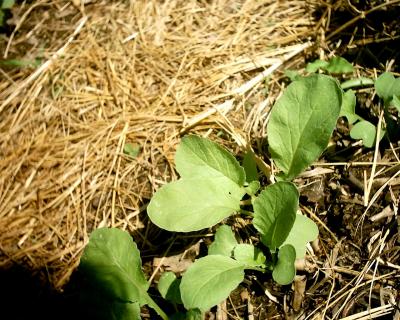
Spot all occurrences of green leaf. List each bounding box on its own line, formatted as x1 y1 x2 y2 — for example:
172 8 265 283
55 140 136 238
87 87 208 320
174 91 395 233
306 59 329 73
158 272 182 304
2 0 14 9
180 255 245 312
340 90 363 124
253 182 299 250
281 214 319 258
147 177 244 232
375 72 400 104
243 150 258 183
244 180 260 196
306 57 353 74
272 244 296 285
284 69 301 81
324 56 354 74
267 74 342 180
80 289 141 320
392 95 400 113
123 143 140 158
208 225 238 256
350 120 376 148
233 244 266 267
175 135 245 187
79 228 149 305
110 301 141 320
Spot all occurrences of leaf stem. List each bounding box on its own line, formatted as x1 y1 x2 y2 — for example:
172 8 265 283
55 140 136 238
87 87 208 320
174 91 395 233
244 265 266 272
239 209 254 217
146 295 169 320
341 77 374 90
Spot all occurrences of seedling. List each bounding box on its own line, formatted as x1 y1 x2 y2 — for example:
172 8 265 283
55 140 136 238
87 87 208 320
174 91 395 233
79 74 344 318
307 56 400 147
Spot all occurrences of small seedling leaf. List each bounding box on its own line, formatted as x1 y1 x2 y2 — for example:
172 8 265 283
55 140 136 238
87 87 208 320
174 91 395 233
245 180 260 196
123 143 140 158
158 272 183 304
392 95 400 113
180 255 245 312
267 74 342 180
148 177 244 232
253 182 298 250
233 244 266 267
340 90 363 124
350 120 376 148
375 72 400 104
272 244 296 285
306 57 353 74
243 150 258 183
306 59 329 73
79 228 150 306
324 56 354 74
208 225 238 256
284 69 301 81
175 135 245 187
282 214 318 258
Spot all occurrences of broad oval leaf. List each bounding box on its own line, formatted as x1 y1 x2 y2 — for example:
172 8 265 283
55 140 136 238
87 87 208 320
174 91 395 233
175 135 245 186
180 255 245 312
233 244 266 267
281 214 318 258
253 182 298 250
272 244 296 285
268 74 342 180
79 228 149 305
208 225 238 256
148 177 244 232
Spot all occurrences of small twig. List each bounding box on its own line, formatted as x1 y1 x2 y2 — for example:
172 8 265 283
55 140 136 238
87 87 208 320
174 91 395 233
326 0 400 41
370 205 394 222
364 111 383 206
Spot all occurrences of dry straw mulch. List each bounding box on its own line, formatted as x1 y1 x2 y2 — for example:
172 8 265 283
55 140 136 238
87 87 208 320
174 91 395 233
0 1 317 289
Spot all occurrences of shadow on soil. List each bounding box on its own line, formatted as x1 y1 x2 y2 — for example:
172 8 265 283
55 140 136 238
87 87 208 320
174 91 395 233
0 265 87 320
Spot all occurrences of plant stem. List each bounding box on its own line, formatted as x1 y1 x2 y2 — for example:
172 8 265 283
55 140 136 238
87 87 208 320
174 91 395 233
146 295 169 320
240 209 254 216
245 265 266 272
341 77 374 90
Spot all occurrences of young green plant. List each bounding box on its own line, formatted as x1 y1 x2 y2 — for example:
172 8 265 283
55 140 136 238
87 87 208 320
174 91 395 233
79 73 343 318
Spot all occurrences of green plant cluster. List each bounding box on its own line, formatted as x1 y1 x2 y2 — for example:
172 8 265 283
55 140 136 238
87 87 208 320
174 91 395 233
79 73 347 319
306 56 400 148
78 57 399 319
